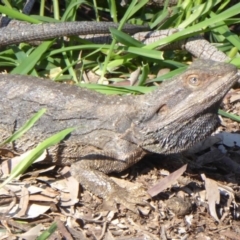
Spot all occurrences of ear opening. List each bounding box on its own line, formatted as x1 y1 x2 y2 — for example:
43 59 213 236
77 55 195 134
157 104 169 115
140 103 169 122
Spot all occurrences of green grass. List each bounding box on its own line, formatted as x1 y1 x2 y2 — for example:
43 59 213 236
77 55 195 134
0 118 74 188
0 0 239 87
36 222 58 240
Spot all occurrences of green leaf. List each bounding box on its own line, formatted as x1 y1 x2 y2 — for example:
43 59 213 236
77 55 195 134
127 47 164 60
0 109 46 146
142 2 240 49
219 109 240 122
11 40 54 75
110 28 144 47
79 83 155 94
0 5 40 23
62 0 86 21
209 12 240 51
37 222 57 240
150 66 187 83
0 128 75 188
138 63 149 86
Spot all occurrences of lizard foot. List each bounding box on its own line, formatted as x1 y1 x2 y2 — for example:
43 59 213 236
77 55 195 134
105 181 150 213
70 162 150 213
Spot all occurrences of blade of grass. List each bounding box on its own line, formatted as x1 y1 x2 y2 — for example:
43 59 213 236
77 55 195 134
138 63 149 86
110 28 144 47
39 0 45 16
37 222 58 240
150 66 187 83
79 83 155 94
62 0 86 21
1 0 12 8
52 0 60 20
11 46 39 76
209 12 240 51
11 40 54 75
140 2 240 50
0 5 40 23
48 44 112 57
0 109 46 146
219 109 240 122
108 0 117 22
179 1 214 28
0 128 75 188
126 46 164 60
99 0 149 83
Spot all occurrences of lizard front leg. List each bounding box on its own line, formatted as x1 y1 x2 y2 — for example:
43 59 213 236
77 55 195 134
69 149 149 212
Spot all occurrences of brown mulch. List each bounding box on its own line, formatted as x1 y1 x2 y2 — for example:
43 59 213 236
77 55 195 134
0 87 240 240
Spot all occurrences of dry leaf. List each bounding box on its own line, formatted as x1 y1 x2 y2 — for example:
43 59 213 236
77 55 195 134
18 224 43 240
148 164 187 197
201 174 220 222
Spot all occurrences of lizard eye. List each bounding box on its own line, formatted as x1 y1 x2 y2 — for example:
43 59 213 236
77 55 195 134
187 75 200 86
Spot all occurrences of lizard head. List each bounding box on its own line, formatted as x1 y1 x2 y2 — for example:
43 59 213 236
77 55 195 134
133 60 239 154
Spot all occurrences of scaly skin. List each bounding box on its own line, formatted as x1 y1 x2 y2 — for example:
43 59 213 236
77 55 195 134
0 21 149 47
0 60 238 211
